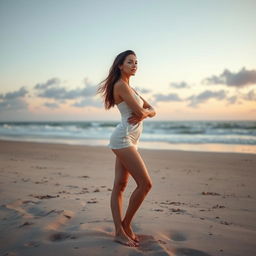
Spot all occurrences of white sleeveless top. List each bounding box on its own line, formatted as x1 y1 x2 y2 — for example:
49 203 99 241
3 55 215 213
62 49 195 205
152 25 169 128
108 89 144 150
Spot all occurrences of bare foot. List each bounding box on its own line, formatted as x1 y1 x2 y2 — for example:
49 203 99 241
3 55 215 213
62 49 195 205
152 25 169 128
122 220 139 243
114 229 138 247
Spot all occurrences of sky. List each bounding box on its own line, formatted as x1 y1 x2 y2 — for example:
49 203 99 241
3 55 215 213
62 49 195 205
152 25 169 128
0 0 256 121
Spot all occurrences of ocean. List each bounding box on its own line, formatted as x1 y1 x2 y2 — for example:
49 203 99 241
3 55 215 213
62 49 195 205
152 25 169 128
0 120 256 154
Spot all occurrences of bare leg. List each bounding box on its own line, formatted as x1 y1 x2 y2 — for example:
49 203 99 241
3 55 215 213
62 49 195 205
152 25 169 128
111 146 153 243
110 154 138 247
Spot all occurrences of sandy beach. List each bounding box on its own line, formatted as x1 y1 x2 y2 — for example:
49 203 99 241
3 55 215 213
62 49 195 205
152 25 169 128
0 139 255 256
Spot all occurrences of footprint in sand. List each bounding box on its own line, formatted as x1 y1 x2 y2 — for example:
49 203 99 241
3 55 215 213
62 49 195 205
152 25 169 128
4 199 35 219
154 234 211 256
135 234 172 255
170 231 187 242
202 191 220 196
24 241 40 247
19 221 34 228
45 210 74 231
48 231 77 242
212 204 225 209
169 208 186 214
79 175 90 179
79 223 171 255
78 221 174 255
29 194 59 199
4 199 65 221
160 200 185 206
65 185 79 189
87 198 98 204
21 178 30 182
34 178 49 184
27 207 63 218
32 165 47 170
152 208 164 212
158 231 187 243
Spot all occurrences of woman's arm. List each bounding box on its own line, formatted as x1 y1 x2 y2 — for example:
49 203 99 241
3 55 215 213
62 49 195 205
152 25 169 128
127 91 156 125
138 95 156 118
118 82 152 119
130 87 156 118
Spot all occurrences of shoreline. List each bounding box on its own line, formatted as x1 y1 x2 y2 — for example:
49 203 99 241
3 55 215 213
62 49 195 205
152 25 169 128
0 137 255 155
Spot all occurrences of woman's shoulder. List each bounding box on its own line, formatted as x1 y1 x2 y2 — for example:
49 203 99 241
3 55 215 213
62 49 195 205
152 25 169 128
114 79 127 87
114 80 131 93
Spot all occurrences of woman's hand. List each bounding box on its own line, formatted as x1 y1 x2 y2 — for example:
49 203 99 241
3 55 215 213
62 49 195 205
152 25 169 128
128 113 144 125
128 106 156 125
146 106 156 118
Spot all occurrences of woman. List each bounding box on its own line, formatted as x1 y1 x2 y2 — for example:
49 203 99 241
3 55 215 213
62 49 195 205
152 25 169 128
97 50 156 247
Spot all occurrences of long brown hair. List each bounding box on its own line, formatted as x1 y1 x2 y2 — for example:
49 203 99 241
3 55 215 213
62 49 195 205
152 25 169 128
97 50 136 109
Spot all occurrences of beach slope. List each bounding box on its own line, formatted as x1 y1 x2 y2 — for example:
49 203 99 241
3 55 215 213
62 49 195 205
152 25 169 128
0 140 255 256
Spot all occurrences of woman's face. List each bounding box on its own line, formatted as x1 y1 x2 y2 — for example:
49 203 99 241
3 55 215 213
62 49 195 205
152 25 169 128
119 54 138 76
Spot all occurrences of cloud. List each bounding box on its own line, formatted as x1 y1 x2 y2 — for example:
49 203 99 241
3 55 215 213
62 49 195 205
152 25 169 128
0 87 29 111
153 93 182 102
34 77 99 103
0 98 28 111
170 81 190 89
44 102 59 109
243 89 256 101
34 78 60 89
186 89 227 107
72 98 102 108
203 67 256 87
0 86 28 100
80 78 98 96
133 87 151 94
225 89 256 105
37 86 81 100
226 95 239 104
